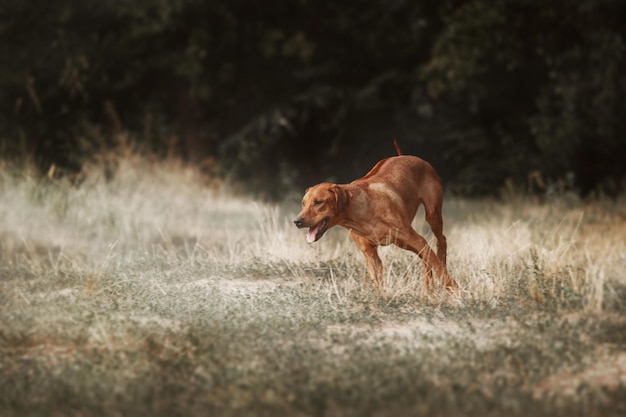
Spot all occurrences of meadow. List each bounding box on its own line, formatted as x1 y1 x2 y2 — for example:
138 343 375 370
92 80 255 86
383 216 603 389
1 155 625 416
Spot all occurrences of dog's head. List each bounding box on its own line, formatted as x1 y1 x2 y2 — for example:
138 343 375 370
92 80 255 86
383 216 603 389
293 183 352 243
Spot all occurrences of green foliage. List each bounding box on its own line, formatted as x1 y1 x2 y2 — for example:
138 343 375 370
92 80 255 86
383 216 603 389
421 0 626 194
1 0 625 195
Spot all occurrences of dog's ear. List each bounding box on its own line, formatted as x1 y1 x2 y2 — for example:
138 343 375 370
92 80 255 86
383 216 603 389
331 185 352 213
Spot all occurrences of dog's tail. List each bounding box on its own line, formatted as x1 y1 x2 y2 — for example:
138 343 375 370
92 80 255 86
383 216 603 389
393 138 403 156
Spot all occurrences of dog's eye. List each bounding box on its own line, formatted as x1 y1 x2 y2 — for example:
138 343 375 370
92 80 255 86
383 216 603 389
313 200 323 206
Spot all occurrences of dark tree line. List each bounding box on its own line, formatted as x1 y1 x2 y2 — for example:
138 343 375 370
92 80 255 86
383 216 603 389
1 0 625 197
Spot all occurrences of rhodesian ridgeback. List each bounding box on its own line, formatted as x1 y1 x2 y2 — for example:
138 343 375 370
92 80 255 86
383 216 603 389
294 144 456 292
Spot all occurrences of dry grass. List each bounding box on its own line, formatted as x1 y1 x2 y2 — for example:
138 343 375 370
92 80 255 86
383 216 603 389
1 156 625 417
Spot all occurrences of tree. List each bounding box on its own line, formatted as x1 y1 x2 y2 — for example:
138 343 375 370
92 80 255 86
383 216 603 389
421 0 626 195
1 0 624 196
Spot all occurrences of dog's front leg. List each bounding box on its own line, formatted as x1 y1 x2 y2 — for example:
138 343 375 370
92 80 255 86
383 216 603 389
350 232 383 293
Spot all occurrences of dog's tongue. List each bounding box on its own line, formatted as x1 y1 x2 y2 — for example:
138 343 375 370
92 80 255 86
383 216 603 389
306 225 320 243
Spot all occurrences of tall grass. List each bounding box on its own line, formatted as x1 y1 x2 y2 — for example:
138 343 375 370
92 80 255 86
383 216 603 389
1 156 623 308
443 197 625 311
1 154 624 316
1 155 625 417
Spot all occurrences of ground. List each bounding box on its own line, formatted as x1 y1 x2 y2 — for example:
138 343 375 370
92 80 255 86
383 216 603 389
1 158 625 416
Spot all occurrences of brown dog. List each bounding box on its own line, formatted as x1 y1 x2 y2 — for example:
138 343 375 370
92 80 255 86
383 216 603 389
294 146 456 292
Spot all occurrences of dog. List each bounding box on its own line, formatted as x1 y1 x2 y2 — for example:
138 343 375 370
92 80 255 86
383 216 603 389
294 141 456 292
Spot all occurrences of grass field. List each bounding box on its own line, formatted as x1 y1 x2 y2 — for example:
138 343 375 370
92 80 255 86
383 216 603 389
1 156 625 416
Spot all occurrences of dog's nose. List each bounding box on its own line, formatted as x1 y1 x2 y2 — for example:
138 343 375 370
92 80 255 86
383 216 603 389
293 217 304 228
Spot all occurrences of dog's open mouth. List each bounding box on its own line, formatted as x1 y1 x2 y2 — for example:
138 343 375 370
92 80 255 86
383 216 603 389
306 218 329 243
